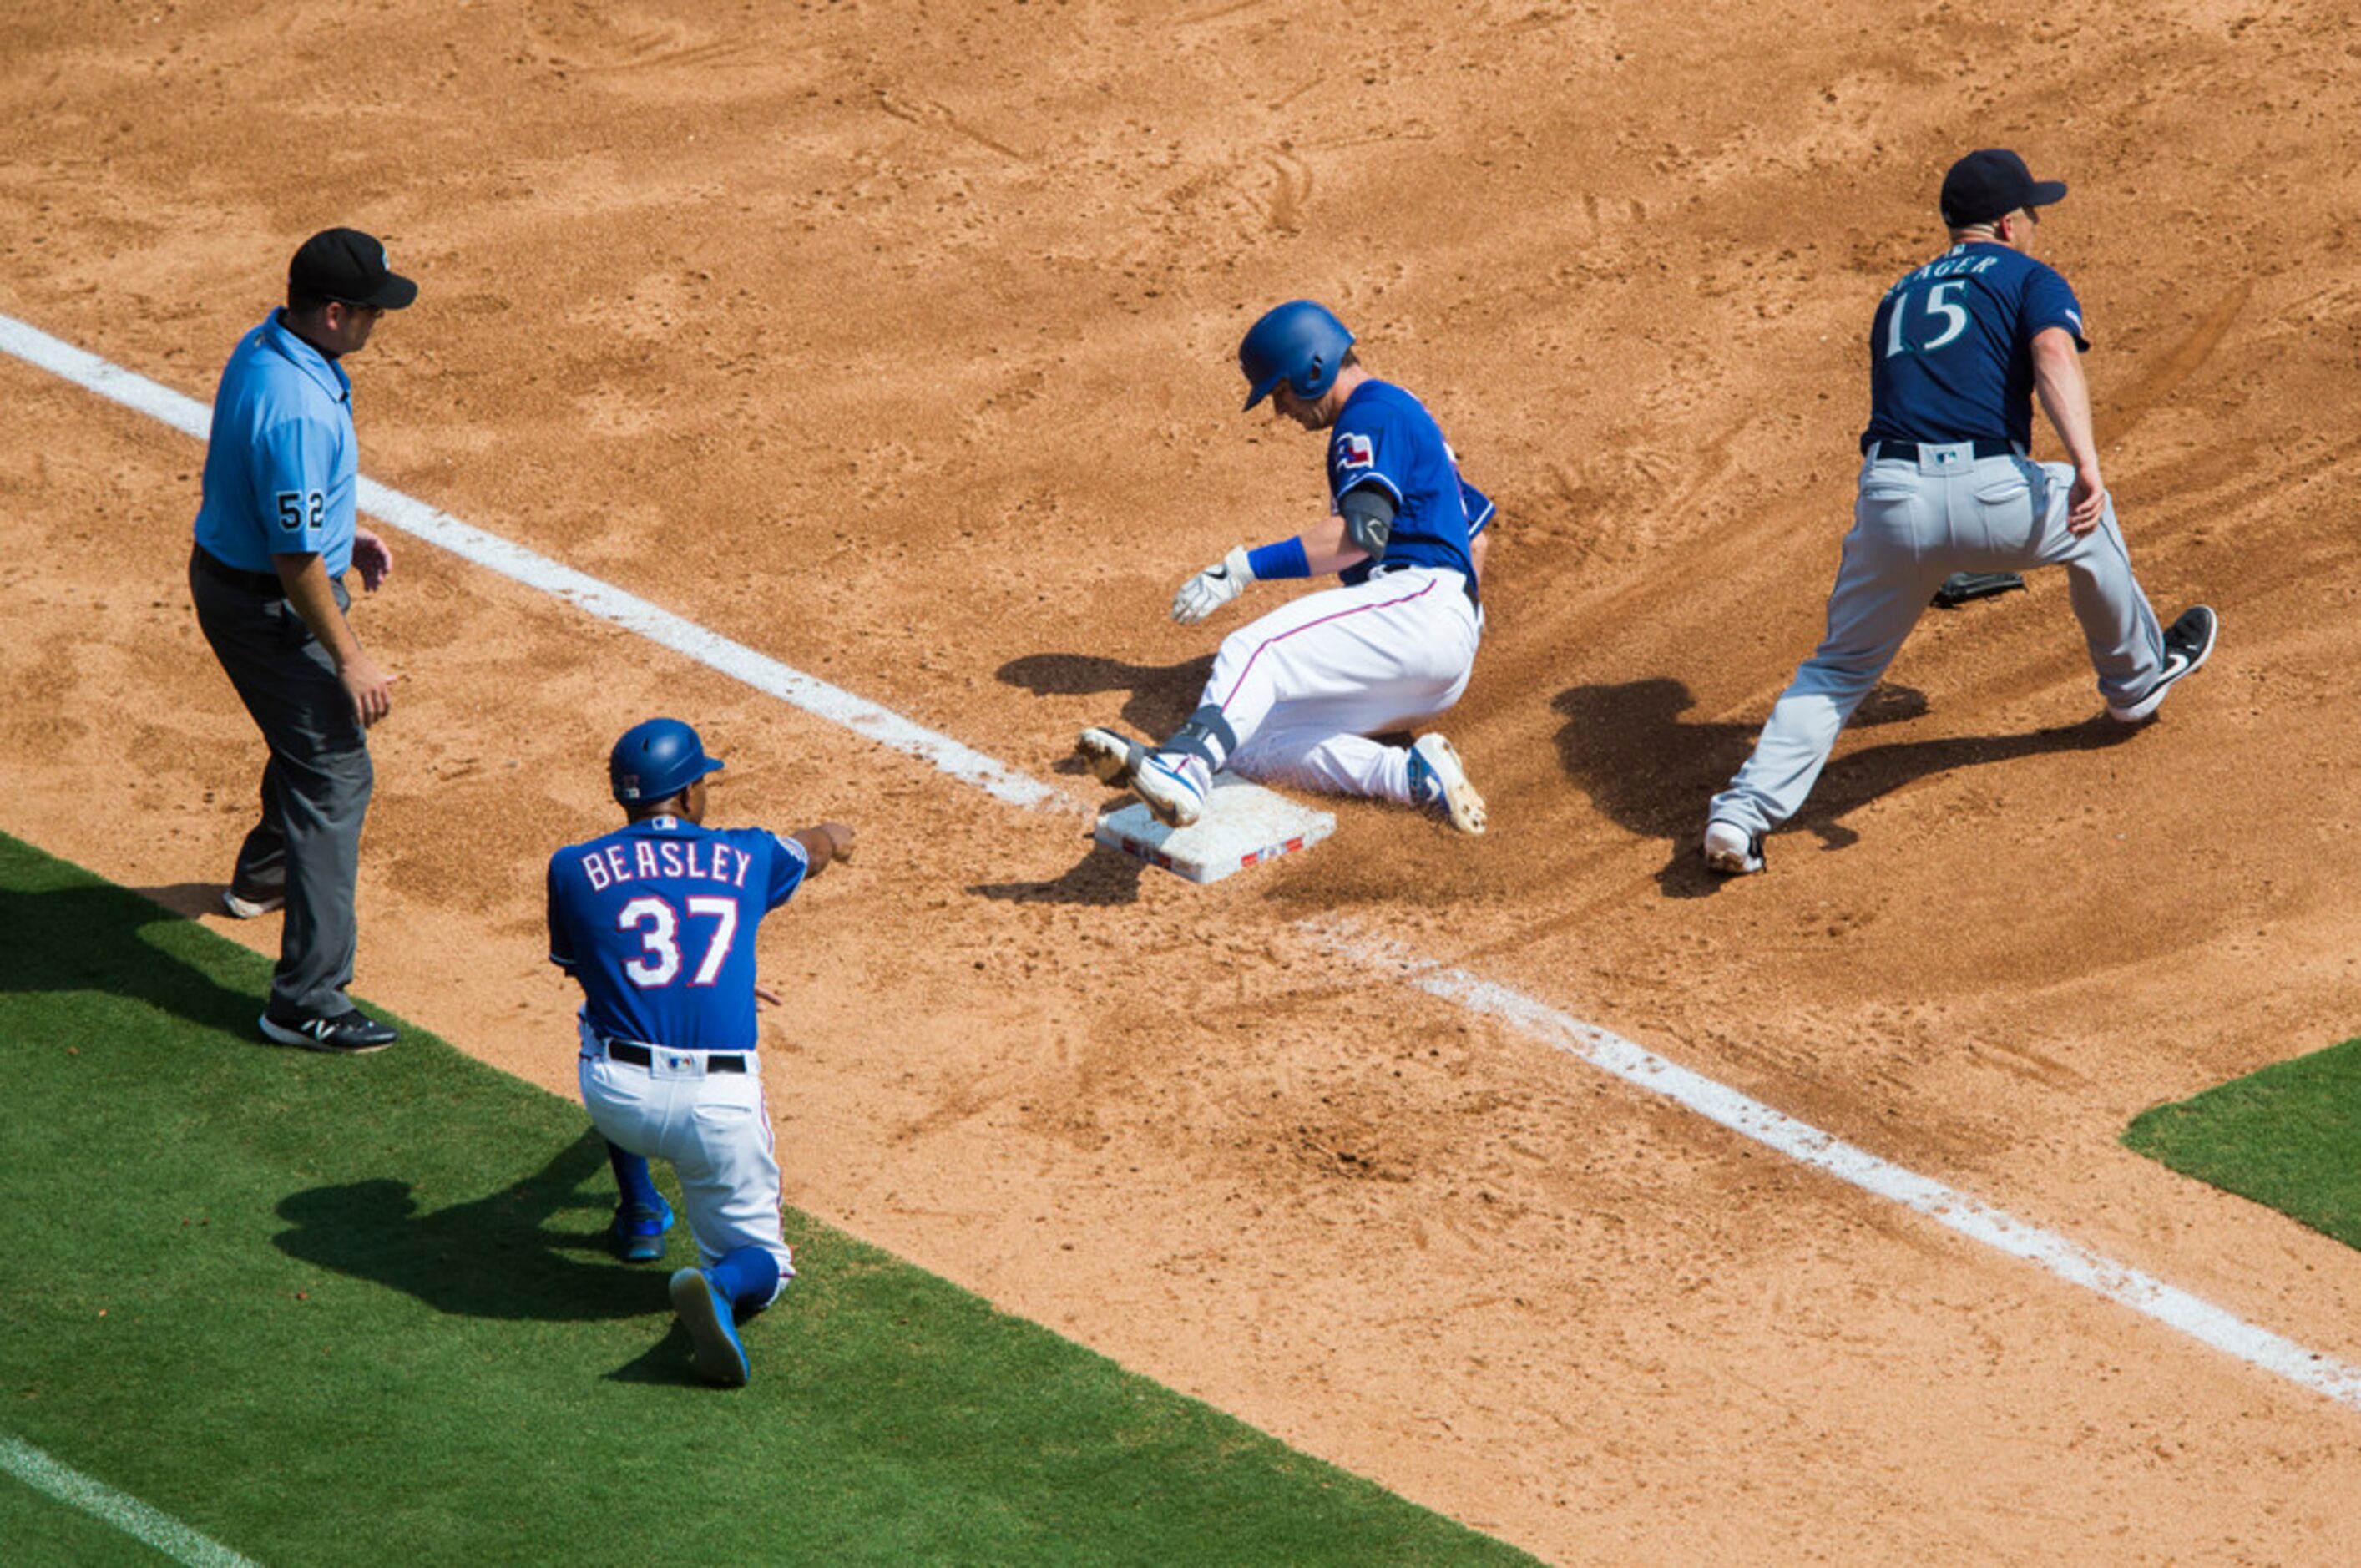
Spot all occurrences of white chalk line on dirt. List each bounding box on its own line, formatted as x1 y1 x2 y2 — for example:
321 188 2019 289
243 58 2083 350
1309 922 2361 1411
0 311 1064 814
10 311 2361 1419
0 1434 263 1567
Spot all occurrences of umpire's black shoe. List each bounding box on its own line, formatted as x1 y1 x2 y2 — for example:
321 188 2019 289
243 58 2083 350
2108 605 2219 722
259 1008 400 1054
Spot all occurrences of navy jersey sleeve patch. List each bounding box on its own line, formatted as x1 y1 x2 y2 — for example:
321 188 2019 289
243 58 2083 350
2022 263 2089 350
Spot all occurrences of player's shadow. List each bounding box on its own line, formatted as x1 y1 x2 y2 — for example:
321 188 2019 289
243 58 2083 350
968 840 1147 906
1553 676 2136 897
0 880 262 1035
996 651 1216 741
272 1128 675 1325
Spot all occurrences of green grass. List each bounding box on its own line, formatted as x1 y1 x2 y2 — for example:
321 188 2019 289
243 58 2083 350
0 834 1534 1566
2124 1038 2361 1248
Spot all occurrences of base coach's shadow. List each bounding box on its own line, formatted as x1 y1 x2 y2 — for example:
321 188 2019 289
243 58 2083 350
273 1128 665 1323
997 651 1216 741
1554 677 2136 898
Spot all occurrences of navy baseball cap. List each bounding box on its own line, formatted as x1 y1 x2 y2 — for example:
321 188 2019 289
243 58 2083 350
289 227 418 310
1939 149 2068 228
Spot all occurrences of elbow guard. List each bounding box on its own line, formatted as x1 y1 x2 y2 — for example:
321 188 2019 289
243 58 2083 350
1339 485 1396 559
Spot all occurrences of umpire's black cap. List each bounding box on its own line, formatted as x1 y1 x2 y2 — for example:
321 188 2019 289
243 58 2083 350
289 227 418 310
1939 149 2068 228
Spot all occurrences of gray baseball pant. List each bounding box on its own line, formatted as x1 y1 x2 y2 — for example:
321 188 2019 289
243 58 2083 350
1709 443 2166 838
190 549 374 1019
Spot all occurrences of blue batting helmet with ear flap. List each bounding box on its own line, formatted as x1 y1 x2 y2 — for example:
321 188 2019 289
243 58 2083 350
1239 300 1355 411
609 717 725 804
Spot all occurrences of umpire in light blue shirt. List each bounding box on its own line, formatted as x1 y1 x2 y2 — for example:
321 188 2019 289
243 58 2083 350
190 227 416 1053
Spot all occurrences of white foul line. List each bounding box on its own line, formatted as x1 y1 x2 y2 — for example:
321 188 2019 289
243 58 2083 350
1309 922 2361 1410
0 311 1064 814
8 309 2361 1419
0 1435 262 1568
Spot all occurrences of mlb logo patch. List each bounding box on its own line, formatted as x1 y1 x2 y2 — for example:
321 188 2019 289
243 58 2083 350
1336 432 1375 470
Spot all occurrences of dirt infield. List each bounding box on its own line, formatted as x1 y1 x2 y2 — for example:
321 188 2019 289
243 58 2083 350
7 1 2361 1560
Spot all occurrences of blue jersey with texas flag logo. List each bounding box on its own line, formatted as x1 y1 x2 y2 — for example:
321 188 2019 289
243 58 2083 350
1324 380 1488 588
547 815 807 1052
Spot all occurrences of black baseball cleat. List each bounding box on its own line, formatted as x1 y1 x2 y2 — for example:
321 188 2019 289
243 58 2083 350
259 1008 400 1054
2107 605 2219 722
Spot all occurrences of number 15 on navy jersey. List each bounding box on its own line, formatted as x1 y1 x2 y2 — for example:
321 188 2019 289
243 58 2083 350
1862 240 2088 453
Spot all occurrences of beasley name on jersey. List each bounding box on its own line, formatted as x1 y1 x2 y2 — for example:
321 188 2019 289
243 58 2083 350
547 815 807 1053
1324 381 1479 583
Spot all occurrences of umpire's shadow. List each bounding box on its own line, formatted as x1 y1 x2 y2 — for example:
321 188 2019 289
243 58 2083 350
0 880 259 1034
1554 676 2136 898
996 650 1216 741
272 1127 665 1322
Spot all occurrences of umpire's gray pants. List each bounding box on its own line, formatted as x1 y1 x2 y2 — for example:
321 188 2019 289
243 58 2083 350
190 551 374 1019
1709 443 2166 839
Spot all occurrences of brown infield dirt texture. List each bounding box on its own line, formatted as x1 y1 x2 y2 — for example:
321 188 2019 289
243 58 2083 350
6 1 2361 1561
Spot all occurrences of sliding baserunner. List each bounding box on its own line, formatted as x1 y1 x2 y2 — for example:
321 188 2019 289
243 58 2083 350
1079 300 1493 835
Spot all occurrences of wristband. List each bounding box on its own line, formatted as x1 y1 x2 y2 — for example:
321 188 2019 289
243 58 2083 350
1246 538 1310 580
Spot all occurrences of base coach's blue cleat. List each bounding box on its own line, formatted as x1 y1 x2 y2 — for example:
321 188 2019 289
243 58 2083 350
669 1267 751 1387
610 1198 673 1263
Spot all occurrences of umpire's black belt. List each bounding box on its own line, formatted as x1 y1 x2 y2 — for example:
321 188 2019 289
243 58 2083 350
1868 439 2018 463
191 543 286 595
603 1039 750 1074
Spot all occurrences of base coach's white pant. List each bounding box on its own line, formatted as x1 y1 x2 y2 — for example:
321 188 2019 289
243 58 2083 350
1711 444 2166 837
1209 566 1480 803
577 1019 792 1302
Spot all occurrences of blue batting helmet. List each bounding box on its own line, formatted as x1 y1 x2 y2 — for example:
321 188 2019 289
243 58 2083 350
609 717 725 804
1239 300 1355 411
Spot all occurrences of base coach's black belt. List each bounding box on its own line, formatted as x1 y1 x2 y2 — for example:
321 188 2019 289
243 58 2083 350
191 543 286 595
604 1039 749 1073
1869 439 2017 463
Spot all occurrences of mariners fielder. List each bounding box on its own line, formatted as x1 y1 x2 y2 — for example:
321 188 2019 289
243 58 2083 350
1076 301 1492 834
547 718 854 1386
1703 149 2217 875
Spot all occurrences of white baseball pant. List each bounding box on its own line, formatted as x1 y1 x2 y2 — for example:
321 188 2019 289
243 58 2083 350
1206 566 1480 802
577 1017 793 1302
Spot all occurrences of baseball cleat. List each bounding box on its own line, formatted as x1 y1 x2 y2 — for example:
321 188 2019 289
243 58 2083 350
221 885 284 919
1075 726 1147 788
611 1198 674 1264
258 1008 399 1053
1701 820 1765 876
1130 751 1210 829
670 1267 751 1387
2107 605 2218 722
1408 734 1487 835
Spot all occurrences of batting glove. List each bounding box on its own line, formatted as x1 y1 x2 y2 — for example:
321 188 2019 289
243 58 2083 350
1171 545 1254 625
